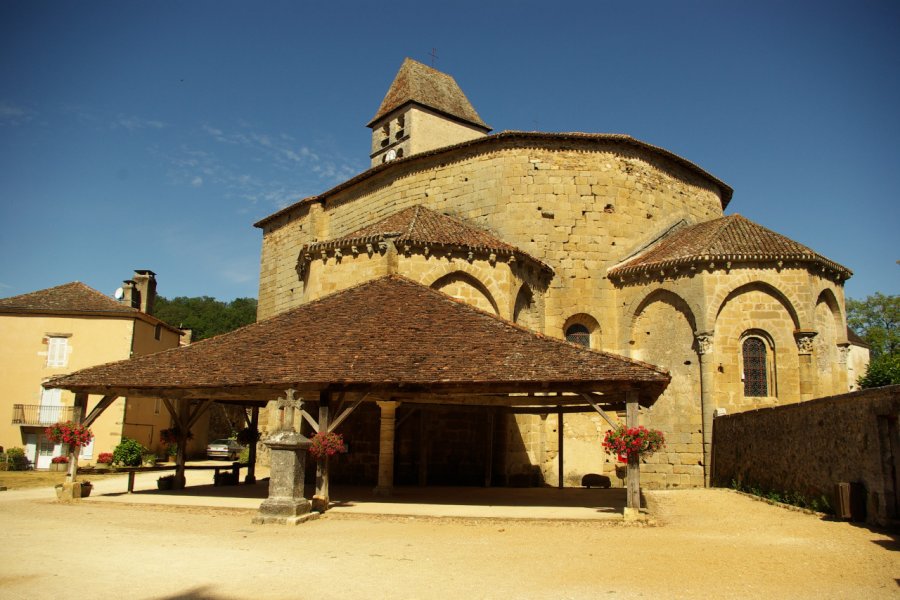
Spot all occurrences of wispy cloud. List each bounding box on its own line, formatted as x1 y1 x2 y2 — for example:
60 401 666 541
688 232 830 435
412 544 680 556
114 115 167 131
159 122 364 211
0 102 36 126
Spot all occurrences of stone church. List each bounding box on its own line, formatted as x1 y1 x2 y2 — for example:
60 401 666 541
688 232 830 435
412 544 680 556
252 58 863 489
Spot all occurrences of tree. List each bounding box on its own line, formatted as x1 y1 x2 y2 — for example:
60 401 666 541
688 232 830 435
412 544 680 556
847 293 899 389
846 292 898 359
153 296 258 341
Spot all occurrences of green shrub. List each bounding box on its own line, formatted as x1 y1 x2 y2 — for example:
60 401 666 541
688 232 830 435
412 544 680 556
4 447 28 471
112 438 146 467
858 354 900 388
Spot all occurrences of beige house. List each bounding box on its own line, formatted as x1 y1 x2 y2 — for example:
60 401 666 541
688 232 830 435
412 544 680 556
251 58 870 489
0 270 200 468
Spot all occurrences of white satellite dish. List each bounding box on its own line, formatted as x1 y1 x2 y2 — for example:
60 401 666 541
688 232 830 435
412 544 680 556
114 287 124 300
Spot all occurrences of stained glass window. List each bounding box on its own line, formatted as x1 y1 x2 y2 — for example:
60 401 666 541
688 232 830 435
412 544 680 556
742 337 768 397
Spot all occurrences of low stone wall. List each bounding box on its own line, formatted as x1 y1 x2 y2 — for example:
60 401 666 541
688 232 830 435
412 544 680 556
711 385 900 527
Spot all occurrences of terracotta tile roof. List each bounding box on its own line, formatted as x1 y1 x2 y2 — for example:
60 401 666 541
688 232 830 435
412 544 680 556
0 281 182 332
303 205 552 274
47 276 669 402
608 214 852 280
254 131 733 229
368 58 489 130
0 281 140 315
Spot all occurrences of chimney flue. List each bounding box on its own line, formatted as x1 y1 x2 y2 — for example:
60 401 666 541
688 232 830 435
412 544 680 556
131 270 157 315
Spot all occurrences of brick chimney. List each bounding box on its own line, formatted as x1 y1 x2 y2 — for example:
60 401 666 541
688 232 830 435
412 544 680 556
132 270 157 315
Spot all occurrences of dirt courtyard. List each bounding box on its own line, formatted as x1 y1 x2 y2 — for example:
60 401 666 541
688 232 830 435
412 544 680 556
0 485 896 599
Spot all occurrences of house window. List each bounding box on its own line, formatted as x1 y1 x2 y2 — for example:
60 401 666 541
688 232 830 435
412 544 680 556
46 336 68 368
565 324 591 348
155 324 162 340
742 337 769 396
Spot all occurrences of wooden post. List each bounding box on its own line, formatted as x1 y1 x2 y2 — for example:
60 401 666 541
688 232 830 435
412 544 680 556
484 407 494 487
625 391 641 511
557 406 564 489
65 392 89 484
418 408 428 487
374 400 399 496
313 392 330 511
174 399 188 490
245 406 259 484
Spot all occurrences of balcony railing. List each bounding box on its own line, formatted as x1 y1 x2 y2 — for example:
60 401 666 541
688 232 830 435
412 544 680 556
11 404 82 426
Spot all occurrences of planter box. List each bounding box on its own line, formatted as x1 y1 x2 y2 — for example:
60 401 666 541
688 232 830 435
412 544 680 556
49 463 68 472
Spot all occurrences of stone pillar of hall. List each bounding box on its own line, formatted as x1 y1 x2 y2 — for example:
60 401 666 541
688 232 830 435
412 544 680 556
695 332 716 487
795 331 817 402
374 400 400 496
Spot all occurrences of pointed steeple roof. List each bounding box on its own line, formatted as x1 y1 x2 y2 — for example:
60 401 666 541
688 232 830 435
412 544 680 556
368 58 489 130
609 214 852 280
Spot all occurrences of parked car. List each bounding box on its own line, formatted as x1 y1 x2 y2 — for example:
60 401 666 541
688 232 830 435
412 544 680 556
206 439 243 460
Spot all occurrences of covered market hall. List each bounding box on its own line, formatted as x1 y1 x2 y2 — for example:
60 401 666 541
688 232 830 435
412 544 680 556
46 276 670 523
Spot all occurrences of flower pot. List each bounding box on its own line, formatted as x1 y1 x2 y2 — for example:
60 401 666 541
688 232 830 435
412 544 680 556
79 483 92 498
50 462 68 472
157 477 174 491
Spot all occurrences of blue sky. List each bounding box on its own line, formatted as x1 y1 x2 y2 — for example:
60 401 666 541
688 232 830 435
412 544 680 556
1 1 897 303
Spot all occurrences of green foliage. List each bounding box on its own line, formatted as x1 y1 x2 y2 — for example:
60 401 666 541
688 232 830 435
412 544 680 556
112 438 146 467
729 479 833 514
2 447 28 471
847 293 898 360
858 354 900 389
153 295 257 341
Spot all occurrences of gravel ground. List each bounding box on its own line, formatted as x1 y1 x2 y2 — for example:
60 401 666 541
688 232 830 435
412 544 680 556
0 487 896 599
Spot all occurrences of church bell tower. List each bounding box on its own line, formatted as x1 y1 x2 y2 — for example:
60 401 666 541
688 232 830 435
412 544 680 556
367 58 491 167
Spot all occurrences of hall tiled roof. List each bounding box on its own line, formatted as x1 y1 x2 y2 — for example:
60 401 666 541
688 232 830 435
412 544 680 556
46 276 669 401
304 205 551 273
368 58 489 130
609 215 852 280
0 282 139 315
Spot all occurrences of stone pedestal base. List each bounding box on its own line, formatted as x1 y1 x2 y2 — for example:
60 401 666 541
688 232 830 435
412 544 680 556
253 497 315 525
373 485 394 497
254 430 312 525
55 482 88 501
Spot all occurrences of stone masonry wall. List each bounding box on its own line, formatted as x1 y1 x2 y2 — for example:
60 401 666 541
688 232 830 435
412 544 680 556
711 385 900 527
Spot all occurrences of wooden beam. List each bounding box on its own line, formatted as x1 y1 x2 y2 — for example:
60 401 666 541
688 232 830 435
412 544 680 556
300 409 319 433
161 397 179 423
328 396 365 433
579 392 620 428
187 399 214 430
83 394 119 428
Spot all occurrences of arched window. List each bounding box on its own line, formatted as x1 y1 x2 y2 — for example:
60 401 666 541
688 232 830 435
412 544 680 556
742 337 768 396
565 324 591 348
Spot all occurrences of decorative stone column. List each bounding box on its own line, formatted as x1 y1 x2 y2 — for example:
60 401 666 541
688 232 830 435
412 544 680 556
695 331 715 486
253 390 316 525
794 331 817 402
837 343 851 392
374 400 400 496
